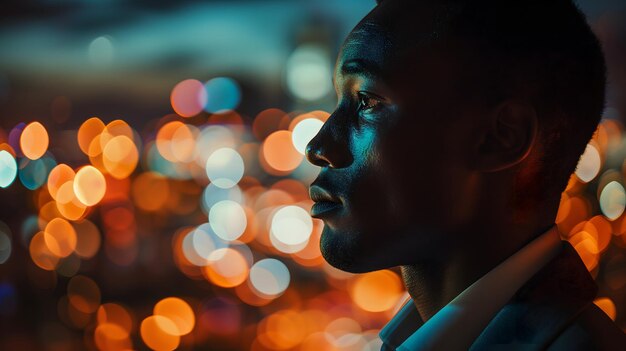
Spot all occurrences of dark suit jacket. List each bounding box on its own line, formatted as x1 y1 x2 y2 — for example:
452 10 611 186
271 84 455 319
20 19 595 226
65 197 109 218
468 240 625 350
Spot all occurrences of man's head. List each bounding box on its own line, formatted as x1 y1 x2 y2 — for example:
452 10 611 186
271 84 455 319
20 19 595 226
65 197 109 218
306 0 606 273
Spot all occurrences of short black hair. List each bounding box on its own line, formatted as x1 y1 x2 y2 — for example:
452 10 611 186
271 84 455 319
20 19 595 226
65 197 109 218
377 0 607 203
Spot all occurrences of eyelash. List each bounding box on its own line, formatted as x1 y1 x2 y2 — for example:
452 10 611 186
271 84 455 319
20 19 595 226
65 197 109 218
356 92 382 113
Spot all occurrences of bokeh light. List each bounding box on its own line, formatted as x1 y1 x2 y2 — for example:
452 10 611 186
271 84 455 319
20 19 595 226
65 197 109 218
8 123 26 158
253 108 286 141
204 247 250 288
257 309 308 349
47 164 75 200
291 118 324 155
67 275 101 314
262 130 303 172
195 125 237 166
202 184 243 217
171 79 208 118
349 270 404 313
140 315 180 351
72 219 101 259
575 143 602 183
56 181 88 221
0 150 17 188
78 117 106 155
205 147 244 188
153 297 195 336
97 303 134 335
156 121 198 163
102 135 139 179
286 44 332 101
100 120 134 149
209 200 247 241
88 36 114 67
29 231 60 271
94 322 132 351
270 205 312 249
571 228 600 271
20 121 49 160
204 77 241 114
19 157 53 190
599 181 626 220
44 218 77 258
249 258 290 298
0 221 12 264
74 166 106 206
594 297 617 321
184 223 229 266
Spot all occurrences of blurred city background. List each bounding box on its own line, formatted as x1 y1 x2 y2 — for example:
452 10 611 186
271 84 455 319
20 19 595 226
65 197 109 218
0 0 625 350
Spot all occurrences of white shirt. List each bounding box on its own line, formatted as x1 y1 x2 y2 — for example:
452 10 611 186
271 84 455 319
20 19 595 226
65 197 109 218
379 225 562 351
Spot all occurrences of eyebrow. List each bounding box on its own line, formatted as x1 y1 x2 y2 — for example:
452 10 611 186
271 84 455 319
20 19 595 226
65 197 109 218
340 58 382 78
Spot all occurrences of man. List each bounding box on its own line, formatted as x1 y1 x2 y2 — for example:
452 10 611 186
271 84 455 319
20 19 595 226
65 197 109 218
305 0 626 349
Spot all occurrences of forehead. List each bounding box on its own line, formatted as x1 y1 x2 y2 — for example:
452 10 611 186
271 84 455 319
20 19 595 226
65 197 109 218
336 3 445 80
338 21 393 71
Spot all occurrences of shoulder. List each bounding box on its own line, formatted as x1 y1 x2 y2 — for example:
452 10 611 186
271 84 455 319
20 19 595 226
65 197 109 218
471 240 625 350
547 303 626 351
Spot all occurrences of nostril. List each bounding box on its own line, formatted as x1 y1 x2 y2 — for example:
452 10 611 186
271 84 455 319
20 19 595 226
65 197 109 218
304 118 352 169
305 142 331 168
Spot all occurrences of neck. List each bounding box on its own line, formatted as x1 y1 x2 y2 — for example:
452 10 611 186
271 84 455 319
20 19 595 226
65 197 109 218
400 210 557 323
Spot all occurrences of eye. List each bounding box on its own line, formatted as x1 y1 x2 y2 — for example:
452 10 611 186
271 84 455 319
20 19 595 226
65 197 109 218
356 92 382 113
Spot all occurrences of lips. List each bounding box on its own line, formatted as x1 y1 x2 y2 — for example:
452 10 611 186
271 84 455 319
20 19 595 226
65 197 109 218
309 185 341 203
309 185 342 218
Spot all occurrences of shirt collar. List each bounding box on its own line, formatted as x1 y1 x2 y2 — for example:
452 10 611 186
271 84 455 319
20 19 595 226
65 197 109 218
379 225 562 351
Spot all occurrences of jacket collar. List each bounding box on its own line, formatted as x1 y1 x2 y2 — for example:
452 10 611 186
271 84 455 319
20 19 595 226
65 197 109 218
469 240 598 349
380 226 565 350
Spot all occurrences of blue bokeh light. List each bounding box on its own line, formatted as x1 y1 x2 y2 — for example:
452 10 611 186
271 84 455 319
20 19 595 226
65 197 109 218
204 77 241 114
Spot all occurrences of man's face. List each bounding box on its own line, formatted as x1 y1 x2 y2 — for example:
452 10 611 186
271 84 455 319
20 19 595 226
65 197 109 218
306 2 482 273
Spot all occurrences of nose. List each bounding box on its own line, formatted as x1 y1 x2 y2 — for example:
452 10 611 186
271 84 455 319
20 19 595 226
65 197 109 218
305 112 352 168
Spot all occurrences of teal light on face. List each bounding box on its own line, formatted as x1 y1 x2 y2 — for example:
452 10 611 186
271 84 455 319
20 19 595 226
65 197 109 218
0 151 17 188
204 77 241 114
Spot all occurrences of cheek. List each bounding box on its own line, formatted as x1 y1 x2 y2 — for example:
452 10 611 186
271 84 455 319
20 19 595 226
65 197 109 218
348 138 406 229
385 130 478 232
376 126 461 224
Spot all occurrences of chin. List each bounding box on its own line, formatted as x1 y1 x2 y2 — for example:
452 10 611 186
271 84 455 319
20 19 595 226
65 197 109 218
319 225 394 274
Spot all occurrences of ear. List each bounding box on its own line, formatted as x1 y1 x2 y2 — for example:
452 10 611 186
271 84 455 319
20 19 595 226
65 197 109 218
473 99 538 172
